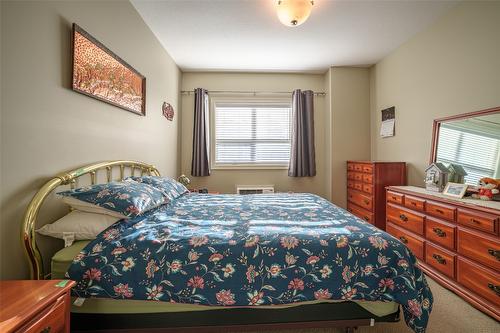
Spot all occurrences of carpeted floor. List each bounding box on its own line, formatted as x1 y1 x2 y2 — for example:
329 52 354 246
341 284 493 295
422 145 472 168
231 276 499 333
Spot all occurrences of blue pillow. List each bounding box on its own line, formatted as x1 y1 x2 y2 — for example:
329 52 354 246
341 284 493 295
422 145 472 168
58 180 167 218
129 176 188 202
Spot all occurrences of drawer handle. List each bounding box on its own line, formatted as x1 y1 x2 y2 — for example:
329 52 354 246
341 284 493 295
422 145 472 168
363 199 370 205
391 196 397 201
488 283 500 296
487 249 500 261
432 228 446 237
470 218 481 224
41 327 51 333
432 254 446 265
399 236 408 244
399 214 408 222
363 216 369 221
435 208 444 214
411 202 417 206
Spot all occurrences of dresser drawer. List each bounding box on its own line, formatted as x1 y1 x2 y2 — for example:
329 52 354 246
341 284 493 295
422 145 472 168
353 182 363 191
457 257 500 307
347 202 374 224
458 228 500 271
347 180 355 189
425 242 456 279
457 208 498 235
348 189 373 212
353 164 363 172
362 184 373 195
362 164 373 173
404 195 425 212
387 191 404 205
387 223 424 260
386 203 424 235
425 217 456 250
426 201 456 222
353 172 363 181
362 174 373 184
19 294 66 333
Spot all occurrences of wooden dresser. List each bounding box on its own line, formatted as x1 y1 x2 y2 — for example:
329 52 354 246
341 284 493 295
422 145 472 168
386 186 500 320
347 161 406 230
0 280 75 333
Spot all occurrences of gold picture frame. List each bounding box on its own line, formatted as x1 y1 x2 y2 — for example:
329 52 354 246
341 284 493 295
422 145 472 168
72 24 146 116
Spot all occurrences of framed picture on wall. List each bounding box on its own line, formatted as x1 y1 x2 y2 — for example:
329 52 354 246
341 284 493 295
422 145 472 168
71 23 146 115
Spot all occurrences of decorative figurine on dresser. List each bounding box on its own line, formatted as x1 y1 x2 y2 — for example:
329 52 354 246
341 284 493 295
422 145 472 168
346 161 406 231
447 163 467 184
424 162 449 192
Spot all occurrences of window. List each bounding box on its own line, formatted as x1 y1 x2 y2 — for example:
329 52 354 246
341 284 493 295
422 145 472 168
436 123 500 184
213 102 292 168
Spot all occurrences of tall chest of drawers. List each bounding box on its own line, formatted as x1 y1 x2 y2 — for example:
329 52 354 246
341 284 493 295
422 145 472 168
386 186 500 320
347 161 406 231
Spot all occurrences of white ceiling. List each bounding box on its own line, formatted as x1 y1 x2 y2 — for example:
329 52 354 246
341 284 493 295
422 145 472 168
132 0 458 73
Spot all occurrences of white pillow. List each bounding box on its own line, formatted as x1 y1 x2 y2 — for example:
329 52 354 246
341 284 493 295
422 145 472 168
36 210 120 247
60 196 127 219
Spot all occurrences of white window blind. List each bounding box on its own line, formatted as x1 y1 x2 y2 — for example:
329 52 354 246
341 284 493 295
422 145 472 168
436 124 500 184
214 103 291 166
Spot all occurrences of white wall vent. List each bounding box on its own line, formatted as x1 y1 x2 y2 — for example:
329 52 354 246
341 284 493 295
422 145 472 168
236 185 275 195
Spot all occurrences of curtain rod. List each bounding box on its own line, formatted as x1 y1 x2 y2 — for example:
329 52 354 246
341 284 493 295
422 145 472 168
181 90 326 96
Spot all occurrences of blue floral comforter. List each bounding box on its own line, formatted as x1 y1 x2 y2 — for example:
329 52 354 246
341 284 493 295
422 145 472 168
67 193 432 332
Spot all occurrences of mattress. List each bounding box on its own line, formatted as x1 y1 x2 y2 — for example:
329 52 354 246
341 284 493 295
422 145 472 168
52 240 399 317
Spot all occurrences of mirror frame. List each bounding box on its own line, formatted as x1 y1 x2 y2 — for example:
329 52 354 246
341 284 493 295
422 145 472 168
430 106 500 164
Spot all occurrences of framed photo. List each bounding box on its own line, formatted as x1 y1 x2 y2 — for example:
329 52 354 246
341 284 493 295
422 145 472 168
72 23 146 115
443 182 468 198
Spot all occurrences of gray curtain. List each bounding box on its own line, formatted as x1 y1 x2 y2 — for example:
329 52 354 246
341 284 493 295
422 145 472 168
191 88 210 176
288 89 316 177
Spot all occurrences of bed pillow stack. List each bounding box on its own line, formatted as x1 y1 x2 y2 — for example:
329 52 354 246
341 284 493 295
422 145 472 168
37 176 188 246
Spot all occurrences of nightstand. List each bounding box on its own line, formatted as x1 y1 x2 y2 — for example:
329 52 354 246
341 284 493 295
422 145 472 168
0 280 75 333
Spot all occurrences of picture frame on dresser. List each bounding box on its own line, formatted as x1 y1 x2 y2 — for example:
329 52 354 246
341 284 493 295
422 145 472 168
443 182 468 199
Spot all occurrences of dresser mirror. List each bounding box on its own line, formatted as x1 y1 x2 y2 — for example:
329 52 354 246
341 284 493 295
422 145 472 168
430 107 500 185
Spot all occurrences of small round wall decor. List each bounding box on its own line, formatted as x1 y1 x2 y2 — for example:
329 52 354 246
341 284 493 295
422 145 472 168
162 102 174 121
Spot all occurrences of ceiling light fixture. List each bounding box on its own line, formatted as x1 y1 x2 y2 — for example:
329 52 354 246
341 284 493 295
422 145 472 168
276 0 314 27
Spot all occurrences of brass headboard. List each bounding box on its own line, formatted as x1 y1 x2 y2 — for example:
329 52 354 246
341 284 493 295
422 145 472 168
22 160 160 280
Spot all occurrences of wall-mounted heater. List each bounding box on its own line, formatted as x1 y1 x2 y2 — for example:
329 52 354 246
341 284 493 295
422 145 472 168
236 186 275 195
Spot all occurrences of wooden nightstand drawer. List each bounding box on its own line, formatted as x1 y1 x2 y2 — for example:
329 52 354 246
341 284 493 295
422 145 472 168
19 295 66 333
0 280 74 333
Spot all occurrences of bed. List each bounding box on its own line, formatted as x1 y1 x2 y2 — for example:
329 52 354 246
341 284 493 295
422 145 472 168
22 161 432 333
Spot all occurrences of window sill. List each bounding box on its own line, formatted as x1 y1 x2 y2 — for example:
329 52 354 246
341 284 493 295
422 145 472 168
211 164 289 170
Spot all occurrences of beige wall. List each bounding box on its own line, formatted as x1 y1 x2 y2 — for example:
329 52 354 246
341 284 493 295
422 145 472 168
180 70 371 208
330 67 371 208
180 72 331 199
370 1 500 186
0 0 181 279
